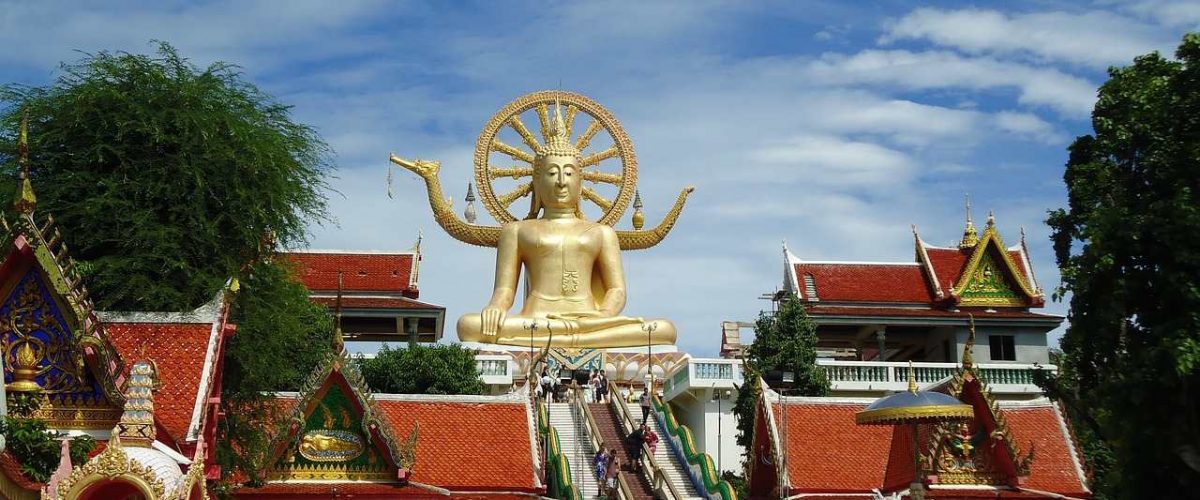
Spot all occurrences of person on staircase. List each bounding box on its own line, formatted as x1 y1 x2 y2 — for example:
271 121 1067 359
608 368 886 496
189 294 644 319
627 423 646 471
643 423 659 456
639 389 652 422
605 453 621 498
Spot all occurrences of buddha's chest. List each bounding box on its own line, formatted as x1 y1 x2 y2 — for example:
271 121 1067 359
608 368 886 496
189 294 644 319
519 223 602 259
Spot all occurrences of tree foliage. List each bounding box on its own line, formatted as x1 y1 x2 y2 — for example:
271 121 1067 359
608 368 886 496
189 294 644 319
0 43 335 489
359 344 485 395
0 42 331 311
733 294 829 453
1044 33 1200 497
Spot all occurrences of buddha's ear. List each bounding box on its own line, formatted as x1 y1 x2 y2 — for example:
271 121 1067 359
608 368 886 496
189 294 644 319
525 190 541 220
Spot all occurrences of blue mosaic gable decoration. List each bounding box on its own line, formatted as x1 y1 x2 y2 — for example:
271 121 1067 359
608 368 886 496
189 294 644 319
2 267 104 401
546 348 605 373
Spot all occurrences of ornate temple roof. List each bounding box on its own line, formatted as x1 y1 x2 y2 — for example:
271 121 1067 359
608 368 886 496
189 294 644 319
783 213 1057 325
760 397 1089 498
282 250 420 296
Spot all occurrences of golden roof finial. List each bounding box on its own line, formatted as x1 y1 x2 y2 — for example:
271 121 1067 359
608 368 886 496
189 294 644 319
963 314 976 370
632 191 644 230
907 360 918 394
333 271 345 352
14 109 36 214
959 194 978 249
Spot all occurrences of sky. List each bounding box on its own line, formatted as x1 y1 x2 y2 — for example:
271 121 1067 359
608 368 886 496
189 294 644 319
1 0 1196 357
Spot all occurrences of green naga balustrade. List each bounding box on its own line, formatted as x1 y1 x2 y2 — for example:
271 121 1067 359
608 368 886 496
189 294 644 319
653 396 737 500
538 403 582 500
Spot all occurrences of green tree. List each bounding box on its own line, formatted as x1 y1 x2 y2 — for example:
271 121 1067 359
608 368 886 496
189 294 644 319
0 43 335 488
1044 33 1200 497
359 344 485 395
1 42 330 311
733 293 829 452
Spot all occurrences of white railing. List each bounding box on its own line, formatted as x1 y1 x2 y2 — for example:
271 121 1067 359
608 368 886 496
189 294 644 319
816 359 1056 394
475 354 514 386
663 358 743 402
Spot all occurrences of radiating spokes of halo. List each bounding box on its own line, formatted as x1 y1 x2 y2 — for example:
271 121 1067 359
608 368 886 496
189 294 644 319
486 102 622 222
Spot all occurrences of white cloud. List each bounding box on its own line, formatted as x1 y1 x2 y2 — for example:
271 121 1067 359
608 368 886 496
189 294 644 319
806 49 1098 117
881 7 1174 69
750 134 915 188
1115 1 1200 29
993 111 1066 145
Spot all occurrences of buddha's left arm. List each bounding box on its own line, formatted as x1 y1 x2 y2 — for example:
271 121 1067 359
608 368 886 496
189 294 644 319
597 226 627 316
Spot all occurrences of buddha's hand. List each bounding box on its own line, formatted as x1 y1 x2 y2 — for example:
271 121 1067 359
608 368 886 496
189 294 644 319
481 306 506 337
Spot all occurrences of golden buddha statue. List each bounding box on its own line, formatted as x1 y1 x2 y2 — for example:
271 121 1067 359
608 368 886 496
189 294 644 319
389 91 693 348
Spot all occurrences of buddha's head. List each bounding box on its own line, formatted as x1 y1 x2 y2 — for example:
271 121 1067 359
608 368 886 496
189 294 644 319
529 102 583 217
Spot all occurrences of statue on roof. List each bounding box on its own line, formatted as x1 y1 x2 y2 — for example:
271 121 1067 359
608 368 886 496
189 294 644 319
389 91 691 348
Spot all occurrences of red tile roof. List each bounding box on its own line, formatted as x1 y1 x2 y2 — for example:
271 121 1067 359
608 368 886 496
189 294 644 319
311 296 442 310
794 263 932 303
805 306 1061 321
773 402 893 492
768 399 1088 497
375 399 538 491
106 321 216 444
282 252 416 294
1004 405 1089 496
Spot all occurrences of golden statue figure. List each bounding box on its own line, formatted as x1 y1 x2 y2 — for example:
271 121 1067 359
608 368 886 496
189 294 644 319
389 91 692 348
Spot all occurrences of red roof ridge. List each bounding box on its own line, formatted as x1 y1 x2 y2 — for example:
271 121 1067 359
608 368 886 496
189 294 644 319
281 249 417 256
796 260 921 266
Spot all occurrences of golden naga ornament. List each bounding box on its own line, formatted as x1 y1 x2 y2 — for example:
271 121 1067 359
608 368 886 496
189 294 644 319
389 91 690 348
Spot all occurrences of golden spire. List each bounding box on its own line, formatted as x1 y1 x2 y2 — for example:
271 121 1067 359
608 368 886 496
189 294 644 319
907 360 918 394
632 191 644 230
959 194 978 249
333 271 345 352
963 314 976 370
117 360 158 446
14 110 36 214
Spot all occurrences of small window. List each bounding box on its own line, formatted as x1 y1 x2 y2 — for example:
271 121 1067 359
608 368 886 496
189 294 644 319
988 335 1016 361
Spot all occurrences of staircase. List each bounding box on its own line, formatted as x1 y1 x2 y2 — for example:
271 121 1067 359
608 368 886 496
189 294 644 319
588 402 658 500
641 405 704 499
547 402 602 498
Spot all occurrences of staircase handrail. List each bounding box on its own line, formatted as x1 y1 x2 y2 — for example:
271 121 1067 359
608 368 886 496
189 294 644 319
573 385 634 500
539 401 583 500
652 395 738 500
612 393 683 500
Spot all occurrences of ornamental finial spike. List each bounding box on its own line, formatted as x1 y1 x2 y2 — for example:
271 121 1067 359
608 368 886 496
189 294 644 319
333 271 345 352
907 360 917 394
958 194 978 249
632 191 644 230
117 360 158 447
464 183 477 223
963 314 976 370
7 340 42 393
14 109 36 214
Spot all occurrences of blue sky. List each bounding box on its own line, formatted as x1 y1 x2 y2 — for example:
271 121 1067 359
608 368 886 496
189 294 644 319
2 1 1196 356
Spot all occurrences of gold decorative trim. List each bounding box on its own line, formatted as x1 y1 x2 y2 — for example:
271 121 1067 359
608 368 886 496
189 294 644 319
855 404 974 425
33 401 122 430
57 434 166 499
952 219 1039 303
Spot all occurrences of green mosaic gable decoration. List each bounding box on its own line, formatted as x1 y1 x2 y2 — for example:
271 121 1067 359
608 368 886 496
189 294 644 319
959 252 1020 302
266 350 417 483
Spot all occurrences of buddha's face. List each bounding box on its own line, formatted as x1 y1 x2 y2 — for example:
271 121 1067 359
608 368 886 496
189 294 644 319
534 154 582 210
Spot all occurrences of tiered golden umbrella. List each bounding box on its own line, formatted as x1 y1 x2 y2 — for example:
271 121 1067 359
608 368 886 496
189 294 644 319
855 362 974 500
